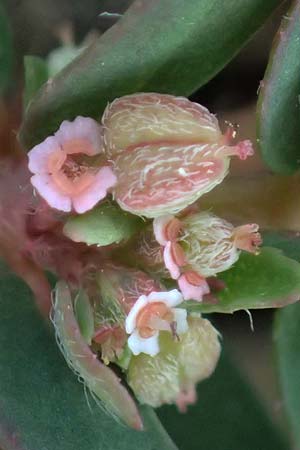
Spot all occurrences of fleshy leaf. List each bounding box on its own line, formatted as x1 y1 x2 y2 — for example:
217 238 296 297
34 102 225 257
0 266 178 449
23 56 48 109
52 281 142 429
158 350 289 450
257 0 300 174
63 202 143 246
271 228 300 447
20 0 282 148
274 302 300 447
74 287 94 344
185 248 300 314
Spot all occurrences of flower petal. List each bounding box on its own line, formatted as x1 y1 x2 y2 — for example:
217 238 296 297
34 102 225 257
72 166 117 214
178 273 210 301
163 242 181 279
153 215 175 245
28 136 60 174
173 308 188 335
127 330 160 356
55 116 103 155
31 174 72 212
147 290 183 308
125 295 148 334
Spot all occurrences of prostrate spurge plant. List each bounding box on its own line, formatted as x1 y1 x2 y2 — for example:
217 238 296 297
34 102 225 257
22 93 264 427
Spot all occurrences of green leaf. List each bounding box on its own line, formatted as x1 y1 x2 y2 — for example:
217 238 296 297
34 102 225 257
20 0 282 149
275 302 300 446
185 247 300 314
52 281 142 429
23 56 48 109
257 0 300 174
0 268 177 449
0 2 13 93
74 287 94 344
63 202 143 246
158 350 289 450
263 231 300 261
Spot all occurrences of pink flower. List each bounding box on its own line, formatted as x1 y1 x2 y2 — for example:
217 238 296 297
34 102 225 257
28 116 117 213
102 93 254 218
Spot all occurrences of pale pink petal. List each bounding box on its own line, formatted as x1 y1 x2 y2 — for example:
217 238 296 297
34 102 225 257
28 136 60 174
164 242 181 280
31 174 72 212
178 274 210 301
153 215 175 245
55 116 103 155
71 166 117 214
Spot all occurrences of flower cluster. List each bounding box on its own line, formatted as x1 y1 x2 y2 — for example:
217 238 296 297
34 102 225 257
26 93 261 418
152 211 262 301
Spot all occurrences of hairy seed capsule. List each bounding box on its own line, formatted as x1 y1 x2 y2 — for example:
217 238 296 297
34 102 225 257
102 93 254 218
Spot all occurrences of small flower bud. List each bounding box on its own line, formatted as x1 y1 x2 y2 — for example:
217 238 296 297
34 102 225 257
102 93 254 218
127 314 220 408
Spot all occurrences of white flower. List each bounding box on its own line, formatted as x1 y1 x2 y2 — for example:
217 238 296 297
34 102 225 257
125 290 188 356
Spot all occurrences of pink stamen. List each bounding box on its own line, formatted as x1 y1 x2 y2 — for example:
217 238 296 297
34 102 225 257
216 139 254 161
233 223 262 254
235 140 255 160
